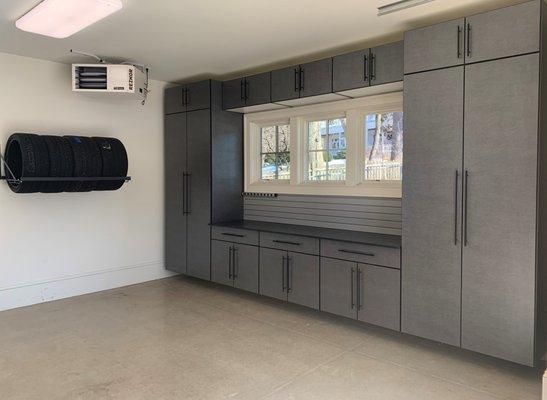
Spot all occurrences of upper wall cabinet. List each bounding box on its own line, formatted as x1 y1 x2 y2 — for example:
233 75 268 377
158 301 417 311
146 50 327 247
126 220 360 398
404 19 465 74
332 48 370 93
333 41 403 97
299 58 333 98
223 72 271 111
371 42 404 86
270 65 299 102
465 0 540 64
405 0 540 74
164 80 211 114
271 58 342 106
165 86 185 114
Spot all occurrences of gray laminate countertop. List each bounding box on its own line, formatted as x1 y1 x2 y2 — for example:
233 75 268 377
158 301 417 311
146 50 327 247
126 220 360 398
211 220 401 248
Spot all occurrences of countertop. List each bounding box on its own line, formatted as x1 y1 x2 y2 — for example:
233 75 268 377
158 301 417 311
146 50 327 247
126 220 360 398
211 220 401 248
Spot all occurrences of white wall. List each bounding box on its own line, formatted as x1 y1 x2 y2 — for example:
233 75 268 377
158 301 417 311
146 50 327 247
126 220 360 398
0 52 174 311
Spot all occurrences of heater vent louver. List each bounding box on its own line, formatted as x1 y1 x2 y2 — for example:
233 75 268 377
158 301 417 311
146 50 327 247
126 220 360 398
74 66 107 90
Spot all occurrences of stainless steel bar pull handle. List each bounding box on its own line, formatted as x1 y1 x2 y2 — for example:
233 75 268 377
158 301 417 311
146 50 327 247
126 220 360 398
466 23 471 57
186 172 191 214
273 239 301 246
221 233 245 238
338 249 374 257
457 26 462 58
350 267 355 309
363 54 368 81
282 255 287 292
370 53 376 81
182 172 186 213
357 268 362 311
286 256 292 293
464 170 469 246
232 247 238 279
454 170 459 245
228 246 233 279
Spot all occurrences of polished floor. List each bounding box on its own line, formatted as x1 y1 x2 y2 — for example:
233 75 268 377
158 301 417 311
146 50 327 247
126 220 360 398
0 276 543 400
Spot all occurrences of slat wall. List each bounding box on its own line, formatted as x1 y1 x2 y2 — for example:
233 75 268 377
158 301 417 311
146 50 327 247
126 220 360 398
244 195 402 236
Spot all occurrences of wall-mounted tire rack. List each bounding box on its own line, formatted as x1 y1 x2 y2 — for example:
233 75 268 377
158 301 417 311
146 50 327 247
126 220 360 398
0 153 131 183
0 133 131 193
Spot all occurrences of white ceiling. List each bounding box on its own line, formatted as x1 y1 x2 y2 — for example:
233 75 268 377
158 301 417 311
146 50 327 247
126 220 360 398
0 0 527 83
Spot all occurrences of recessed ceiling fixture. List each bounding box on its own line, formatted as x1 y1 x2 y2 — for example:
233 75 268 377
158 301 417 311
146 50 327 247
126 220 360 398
378 0 436 16
15 0 123 39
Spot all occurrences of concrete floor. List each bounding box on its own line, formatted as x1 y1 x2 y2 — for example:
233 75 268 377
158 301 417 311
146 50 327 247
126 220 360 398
0 276 543 400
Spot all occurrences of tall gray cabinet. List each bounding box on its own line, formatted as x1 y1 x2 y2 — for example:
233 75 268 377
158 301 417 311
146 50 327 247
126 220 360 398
402 0 546 366
164 80 243 280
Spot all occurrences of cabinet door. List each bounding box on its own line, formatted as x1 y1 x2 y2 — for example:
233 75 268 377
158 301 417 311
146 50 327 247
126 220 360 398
222 78 245 110
164 86 185 114
404 19 465 74
233 244 259 294
370 41 403 86
164 113 187 273
465 1 539 64
299 58 333 98
321 258 357 320
186 80 210 111
357 264 400 331
332 49 370 92
211 240 233 287
186 109 211 280
259 247 287 301
271 66 299 102
462 54 539 366
287 252 319 310
402 67 464 347
245 72 271 107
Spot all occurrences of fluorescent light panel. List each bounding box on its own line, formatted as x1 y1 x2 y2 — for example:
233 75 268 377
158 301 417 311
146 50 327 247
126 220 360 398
378 0 435 16
15 0 122 39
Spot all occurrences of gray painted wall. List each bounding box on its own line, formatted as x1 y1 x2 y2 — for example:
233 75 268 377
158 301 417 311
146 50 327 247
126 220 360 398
244 194 401 236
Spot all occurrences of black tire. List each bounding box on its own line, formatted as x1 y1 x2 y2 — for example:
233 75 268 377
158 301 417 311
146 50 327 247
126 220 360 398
4 133 50 193
41 136 74 193
92 137 128 191
64 136 102 192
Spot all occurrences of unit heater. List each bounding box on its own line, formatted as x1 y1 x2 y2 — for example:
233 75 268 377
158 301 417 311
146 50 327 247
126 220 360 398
72 64 146 98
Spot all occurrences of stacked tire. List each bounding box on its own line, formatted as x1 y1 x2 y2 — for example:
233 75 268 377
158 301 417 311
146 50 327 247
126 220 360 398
4 133 128 194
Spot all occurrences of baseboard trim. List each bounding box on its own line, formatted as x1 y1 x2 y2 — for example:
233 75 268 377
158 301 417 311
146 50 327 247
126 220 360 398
0 261 176 312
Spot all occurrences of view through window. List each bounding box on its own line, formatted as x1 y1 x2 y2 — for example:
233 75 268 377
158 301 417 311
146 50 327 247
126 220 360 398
308 118 347 181
260 124 290 180
364 111 403 181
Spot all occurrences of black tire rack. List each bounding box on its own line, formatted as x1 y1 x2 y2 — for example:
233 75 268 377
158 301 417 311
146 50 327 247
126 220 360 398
0 133 131 194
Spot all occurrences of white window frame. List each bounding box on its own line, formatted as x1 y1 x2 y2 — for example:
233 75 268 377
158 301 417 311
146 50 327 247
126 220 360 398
244 91 403 198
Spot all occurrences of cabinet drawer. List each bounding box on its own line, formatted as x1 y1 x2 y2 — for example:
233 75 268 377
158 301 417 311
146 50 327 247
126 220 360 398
321 240 400 269
211 226 258 246
260 232 319 255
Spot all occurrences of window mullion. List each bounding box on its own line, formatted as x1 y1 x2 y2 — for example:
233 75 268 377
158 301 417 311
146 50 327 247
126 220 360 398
345 110 360 186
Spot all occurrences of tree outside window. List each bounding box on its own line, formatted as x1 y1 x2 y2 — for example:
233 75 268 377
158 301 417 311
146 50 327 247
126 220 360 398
261 124 290 180
365 112 403 181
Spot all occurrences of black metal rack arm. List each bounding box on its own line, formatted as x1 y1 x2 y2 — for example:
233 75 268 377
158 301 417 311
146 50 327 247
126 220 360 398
0 152 131 184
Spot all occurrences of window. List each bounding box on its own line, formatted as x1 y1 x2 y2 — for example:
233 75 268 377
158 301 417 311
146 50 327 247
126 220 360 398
245 92 403 197
260 124 290 180
364 111 403 181
308 118 346 181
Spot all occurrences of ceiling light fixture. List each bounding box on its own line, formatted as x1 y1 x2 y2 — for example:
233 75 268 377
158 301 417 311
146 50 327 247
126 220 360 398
15 0 123 39
378 0 436 16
